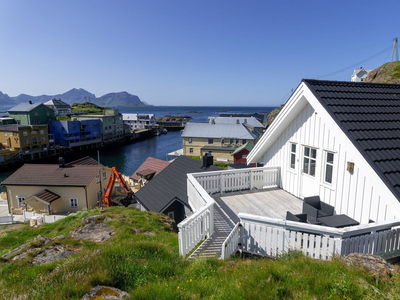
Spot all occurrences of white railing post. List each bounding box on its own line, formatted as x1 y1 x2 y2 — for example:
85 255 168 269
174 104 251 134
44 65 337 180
220 173 225 194
210 203 214 236
250 169 253 190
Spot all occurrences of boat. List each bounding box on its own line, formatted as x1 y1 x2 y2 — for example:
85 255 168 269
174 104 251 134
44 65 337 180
162 128 168 134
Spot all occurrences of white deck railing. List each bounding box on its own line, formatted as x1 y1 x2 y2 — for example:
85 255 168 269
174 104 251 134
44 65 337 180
193 167 280 194
235 213 400 260
23 210 66 224
178 167 281 257
221 222 240 259
0 215 13 225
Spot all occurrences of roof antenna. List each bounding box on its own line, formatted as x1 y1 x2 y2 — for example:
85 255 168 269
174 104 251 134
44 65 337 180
391 37 398 62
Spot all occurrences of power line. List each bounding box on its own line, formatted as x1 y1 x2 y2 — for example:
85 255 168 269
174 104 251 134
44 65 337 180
315 45 392 79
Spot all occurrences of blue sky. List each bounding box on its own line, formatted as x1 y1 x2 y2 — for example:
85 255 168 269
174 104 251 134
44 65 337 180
0 1 398 106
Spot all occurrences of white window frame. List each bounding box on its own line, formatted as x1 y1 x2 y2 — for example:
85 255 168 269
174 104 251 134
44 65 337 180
208 139 213 145
102 170 107 179
4 132 7 136
303 146 317 177
17 196 26 207
189 148 194 154
289 143 296 170
69 198 78 207
188 138 192 144
324 151 334 185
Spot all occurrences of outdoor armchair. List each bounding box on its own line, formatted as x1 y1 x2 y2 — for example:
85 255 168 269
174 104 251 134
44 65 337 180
303 196 334 224
286 211 307 223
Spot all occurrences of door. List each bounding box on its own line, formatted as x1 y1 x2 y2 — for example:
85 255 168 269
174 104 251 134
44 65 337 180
300 146 319 198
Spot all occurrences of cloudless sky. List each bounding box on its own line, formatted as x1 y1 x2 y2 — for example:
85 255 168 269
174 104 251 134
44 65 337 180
0 1 399 106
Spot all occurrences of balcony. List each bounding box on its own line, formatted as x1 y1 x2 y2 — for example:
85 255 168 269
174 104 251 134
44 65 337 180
178 167 400 261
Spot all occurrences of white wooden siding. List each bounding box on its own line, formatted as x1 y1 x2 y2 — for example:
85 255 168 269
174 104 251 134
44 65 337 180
262 102 400 224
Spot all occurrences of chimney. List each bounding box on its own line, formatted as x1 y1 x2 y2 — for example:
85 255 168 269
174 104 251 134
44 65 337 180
202 152 213 169
58 157 65 168
244 119 247 124
29 101 33 105
236 119 240 124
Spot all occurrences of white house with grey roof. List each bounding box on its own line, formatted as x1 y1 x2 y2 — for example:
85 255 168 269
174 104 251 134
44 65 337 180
181 122 261 162
351 68 373 82
44 99 71 115
207 116 264 132
122 113 156 130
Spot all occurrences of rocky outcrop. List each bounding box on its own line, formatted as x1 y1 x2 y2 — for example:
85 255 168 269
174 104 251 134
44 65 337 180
81 286 130 300
71 215 114 243
156 115 192 123
341 253 396 278
365 62 400 84
32 246 75 265
2 235 51 260
265 106 284 129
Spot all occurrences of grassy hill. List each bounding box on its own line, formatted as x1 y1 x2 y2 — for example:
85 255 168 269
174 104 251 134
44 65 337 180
1 207 400 299
365 62 400 84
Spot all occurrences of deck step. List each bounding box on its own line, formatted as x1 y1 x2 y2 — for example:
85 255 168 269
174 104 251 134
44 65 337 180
187 202 235 260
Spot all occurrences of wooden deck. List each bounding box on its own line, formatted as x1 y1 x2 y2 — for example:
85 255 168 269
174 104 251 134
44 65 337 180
212 188 303 223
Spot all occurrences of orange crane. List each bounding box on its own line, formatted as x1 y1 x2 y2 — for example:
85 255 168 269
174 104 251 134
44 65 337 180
103 167 133 207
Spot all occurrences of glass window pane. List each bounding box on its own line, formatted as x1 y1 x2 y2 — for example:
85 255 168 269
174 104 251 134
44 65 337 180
311 149 317 159
310 159 316 176
292 144 296 152
291 153 295 169
327 153 334 164
304 147 309 157
325 165 333 183
303 158 309 174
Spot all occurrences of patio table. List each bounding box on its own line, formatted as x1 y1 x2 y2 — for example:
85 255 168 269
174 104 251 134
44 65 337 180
317 214 359 228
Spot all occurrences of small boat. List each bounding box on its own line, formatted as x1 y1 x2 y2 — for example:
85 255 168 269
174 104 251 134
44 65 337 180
162 128 168 134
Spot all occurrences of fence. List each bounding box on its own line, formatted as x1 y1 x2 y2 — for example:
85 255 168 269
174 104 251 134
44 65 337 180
23 210 65 224
0 215 13 225
221 222 240 259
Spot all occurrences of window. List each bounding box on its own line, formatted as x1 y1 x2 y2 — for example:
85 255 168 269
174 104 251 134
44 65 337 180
23 131 28 136
31 131 37 135
41 137 45 142
230 139 234 144
17 196 26 207
69 198 78 207
96 174 100 183
208 139 213 145
4 132 7 136
188 138 192 144
290 143 296 169
40 129 44 134
324 152 334 184
168 211 175 220
189 148 194 154
103 170 107 179
24 139 29 144
242 155 247 159
303 146 317 176
4 139 7 145
242 139 246 144
32 138 38 145
236 139 239 144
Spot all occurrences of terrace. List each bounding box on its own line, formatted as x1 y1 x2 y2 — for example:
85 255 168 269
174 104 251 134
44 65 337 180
178 167 400 260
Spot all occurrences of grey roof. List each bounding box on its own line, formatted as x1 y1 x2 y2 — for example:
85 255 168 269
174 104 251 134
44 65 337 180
8 102 42 112
0 124 21 132
304 79 400 200
134 155 221 212
208 116 264 128
44 99 71 109
181 122 260 140
201 145 236 151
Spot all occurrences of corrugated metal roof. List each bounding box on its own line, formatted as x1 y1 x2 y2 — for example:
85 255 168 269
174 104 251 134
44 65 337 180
131 157 170 181
208 116 263 128
0 124 21 132
8 102 42 112
181 123 259 140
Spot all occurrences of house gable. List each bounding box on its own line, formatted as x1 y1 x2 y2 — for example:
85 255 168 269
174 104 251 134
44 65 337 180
248 80 400 224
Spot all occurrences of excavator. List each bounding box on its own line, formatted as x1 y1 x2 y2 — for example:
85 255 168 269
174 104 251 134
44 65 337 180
103 167 133 207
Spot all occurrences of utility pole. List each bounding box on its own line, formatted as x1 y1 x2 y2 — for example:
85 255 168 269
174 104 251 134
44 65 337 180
391 37 398 62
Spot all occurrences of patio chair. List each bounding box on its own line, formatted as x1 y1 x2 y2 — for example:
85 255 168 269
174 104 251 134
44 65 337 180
303 196 334 224
286 211 307 223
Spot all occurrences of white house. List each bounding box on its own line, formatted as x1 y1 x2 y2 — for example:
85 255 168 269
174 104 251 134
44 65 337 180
248 79 400 225
351 68 373 82
122 113 156 130
44 99 71 115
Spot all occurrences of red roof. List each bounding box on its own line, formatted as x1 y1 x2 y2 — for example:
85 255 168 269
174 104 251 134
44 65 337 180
131 157 170 181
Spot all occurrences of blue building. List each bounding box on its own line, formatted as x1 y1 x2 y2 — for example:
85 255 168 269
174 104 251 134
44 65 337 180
48 120 102 147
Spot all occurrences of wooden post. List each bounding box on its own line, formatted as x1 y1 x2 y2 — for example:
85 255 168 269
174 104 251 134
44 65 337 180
250 169 253 190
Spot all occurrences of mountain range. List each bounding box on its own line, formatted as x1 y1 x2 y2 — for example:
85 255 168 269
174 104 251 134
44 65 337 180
0 88 147 106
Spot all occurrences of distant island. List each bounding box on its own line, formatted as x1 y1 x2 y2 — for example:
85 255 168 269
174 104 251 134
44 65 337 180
0 88 150 107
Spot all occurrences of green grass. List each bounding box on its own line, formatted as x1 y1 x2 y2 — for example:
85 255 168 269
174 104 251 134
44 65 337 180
1 207 400 299
71 102 110 115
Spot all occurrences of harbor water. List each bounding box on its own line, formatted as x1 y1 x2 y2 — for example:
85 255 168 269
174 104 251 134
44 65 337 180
0 106 277 187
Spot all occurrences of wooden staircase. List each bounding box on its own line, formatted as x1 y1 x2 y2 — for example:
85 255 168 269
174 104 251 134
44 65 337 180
188 201 236 260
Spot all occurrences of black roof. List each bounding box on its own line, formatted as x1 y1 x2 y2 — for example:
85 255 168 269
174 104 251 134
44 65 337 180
303 79 400 200
134 155 221 212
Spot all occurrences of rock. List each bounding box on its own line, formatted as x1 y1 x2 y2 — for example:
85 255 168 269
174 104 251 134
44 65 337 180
143 231 156 236
71 223 114 243
341 253 396 278
81 285 130 300
265 106 283 129
2 235 51 260
365 62 400 84
53 235 65 240
32 246 75 265
81 215 106 225
159 217 178 233
11 248 37 261
34 235 51 245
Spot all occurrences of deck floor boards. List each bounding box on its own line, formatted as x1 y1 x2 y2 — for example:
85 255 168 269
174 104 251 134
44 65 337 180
213 188 303 220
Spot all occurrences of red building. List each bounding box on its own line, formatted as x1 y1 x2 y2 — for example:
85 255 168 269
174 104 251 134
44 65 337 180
231 142 257 167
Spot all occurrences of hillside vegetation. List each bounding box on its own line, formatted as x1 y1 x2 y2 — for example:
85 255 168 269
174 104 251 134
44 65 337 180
365 61 400 84
1 207 400 299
